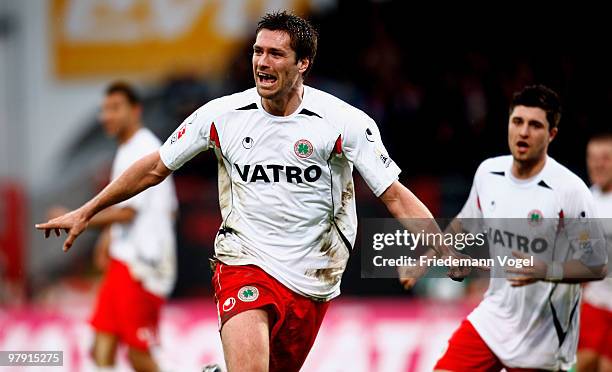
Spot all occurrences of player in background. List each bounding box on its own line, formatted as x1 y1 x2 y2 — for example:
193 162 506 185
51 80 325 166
36 11 468 372
412 85 606 371
577 133 612 372
47 82 178 372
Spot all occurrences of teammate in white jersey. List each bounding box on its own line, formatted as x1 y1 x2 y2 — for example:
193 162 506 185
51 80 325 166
431 85 608 371
36 11 466 372
47 82 177 372
577 133 612 372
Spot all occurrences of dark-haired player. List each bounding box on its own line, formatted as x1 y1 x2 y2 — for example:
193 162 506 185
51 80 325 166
37 12 463 371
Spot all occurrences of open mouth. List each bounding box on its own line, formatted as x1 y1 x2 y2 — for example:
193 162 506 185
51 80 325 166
257 72 277 85
516 141 529 151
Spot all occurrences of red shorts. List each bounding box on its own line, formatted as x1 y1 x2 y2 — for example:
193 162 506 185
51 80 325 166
578 301 612 360
212 262 330 372
90 259 164 352
435 319 549 372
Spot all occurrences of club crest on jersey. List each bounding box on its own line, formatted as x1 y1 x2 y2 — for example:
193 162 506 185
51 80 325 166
238 286 259 302
294 139 313 158
222 297 236 312
527 209 543 226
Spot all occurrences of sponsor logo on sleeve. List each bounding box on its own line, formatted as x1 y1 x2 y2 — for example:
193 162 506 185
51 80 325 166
375 147 392 168
170 123 187 145
170 113 197 144
379 153 392 168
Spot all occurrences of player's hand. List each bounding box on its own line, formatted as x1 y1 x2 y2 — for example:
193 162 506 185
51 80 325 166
35 208 90 252
504 251 547 287
46 205 70 220
398 264 429 290
446 250 470 282
446 250 490 282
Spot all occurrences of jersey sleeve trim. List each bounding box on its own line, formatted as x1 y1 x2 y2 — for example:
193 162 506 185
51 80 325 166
158 147 178 171
371 163 402 197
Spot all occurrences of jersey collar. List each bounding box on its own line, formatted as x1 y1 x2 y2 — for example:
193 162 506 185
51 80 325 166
255 85 310 119
506 155 551 188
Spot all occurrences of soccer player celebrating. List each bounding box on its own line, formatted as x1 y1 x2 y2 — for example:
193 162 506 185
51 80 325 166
432 85 607 371
47 82 178 372
36 11 463 372
577 133 612 372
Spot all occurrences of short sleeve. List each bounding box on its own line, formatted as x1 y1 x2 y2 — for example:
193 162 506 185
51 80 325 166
159 105 216 171
457 171 483 219
562 185 608 268
342 115 401 197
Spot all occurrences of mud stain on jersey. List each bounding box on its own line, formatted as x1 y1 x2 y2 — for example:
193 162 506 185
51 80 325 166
306 226 350 285
310 267 339 286
334 180 354 237
341 180 354 207
318 225 334 254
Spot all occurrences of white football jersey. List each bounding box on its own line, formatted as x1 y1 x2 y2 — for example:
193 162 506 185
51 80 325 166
458 155 606 370
582 185 612 311
159 86 400 300
110 128 178 298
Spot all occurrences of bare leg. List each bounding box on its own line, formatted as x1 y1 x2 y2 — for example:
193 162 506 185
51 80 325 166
599 355 612 372
127 347 160 372
92 332 118 367
221 309 270 372
577 350 600 372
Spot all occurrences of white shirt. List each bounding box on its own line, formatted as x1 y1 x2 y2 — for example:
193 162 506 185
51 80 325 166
110 128 178 298
159 86 401 300
582 185 612 311
458 155 607 370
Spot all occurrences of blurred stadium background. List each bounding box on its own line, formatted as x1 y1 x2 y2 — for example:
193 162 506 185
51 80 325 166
0 0 609 371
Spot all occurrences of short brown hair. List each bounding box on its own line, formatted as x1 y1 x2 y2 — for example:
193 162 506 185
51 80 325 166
256 11 318 77
106 81 141 106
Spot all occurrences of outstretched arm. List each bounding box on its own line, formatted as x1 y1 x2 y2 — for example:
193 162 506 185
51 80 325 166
380 181 472 288
380 181 435 219
48 205 136 228
36 150 171 251
380 181 452 255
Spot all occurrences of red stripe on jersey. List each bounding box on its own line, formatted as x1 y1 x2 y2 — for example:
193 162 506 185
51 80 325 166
210 122 220 148
334 135 342 154
477 196 481 211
